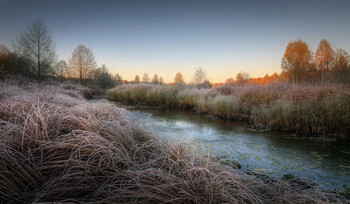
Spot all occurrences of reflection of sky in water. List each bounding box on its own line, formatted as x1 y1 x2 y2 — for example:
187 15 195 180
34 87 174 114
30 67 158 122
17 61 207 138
126 106 350 189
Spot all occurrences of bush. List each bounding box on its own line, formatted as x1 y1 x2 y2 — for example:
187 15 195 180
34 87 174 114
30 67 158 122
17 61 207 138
87 84 105 97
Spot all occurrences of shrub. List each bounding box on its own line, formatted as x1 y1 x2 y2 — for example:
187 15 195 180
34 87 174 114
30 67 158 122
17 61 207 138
87 84 105 97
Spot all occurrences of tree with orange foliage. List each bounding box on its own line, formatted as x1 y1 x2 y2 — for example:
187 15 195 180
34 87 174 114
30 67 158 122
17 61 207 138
174 72 184 84
281 39 312 84
269 73 280 83
134 75 140 83
235 71 250 86
315 39 334 78
225 77 235 85
334 48 349 73
333 48 350 83
262 74 270 85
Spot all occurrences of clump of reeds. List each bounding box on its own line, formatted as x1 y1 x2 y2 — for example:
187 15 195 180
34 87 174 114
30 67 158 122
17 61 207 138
251 83 350 136
209 95 241 118
108 83 350 137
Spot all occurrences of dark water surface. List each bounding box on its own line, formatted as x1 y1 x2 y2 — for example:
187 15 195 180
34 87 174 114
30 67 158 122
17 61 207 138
124 105 350 189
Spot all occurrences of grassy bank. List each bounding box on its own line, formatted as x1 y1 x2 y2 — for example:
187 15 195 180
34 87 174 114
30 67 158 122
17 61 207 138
0 80 345 203
108 83 350 138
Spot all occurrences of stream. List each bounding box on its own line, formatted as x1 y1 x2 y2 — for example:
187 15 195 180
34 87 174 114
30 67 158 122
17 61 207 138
124 105 350 189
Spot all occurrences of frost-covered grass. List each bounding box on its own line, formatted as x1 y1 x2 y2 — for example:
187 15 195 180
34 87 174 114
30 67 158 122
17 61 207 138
108 83 350 137
0 80 345 203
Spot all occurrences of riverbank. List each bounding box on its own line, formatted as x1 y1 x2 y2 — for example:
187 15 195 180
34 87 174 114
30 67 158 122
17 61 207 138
0 79 346 202
108 83 350 139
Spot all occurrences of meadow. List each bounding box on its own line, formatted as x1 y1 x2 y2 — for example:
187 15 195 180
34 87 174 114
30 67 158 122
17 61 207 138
0 79 346 203
108 83 350 139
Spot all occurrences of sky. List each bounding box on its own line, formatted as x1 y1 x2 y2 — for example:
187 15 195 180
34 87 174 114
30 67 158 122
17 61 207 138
1 0 350 83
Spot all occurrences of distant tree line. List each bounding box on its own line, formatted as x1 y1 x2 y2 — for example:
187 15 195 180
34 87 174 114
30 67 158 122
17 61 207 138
0 19 123 89
131 73 165 84
281 38 350 84
2 20 349 88
223 39 350 86
167 67 211 88
0 19 209 88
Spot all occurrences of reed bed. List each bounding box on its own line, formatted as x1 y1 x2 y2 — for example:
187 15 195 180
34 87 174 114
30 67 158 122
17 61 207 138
0 80 345 203
108 83 350 138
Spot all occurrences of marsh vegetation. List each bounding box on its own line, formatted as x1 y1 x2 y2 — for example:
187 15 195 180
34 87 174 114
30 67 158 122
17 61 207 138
108 83 350 139
0 79 347 203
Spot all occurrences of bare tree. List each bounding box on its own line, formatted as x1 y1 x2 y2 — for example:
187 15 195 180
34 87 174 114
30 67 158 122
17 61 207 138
13 19 56 80
174 72 184 84
142 73 150 83
53 60 67 78
67 44 96 84
159 76 164 84
281 39 312 84
0 44 11 55
152 74 159 84
192 67 207 84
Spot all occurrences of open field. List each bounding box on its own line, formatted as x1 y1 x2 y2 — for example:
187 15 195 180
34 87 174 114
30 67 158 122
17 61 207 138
0 79 346 203
108 83 350 138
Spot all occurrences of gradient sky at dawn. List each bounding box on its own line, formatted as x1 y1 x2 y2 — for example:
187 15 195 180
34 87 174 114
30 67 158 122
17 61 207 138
1 0 350 82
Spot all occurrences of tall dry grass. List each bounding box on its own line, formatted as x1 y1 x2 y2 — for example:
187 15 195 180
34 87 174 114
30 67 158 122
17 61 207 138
108 83 350 138
0 80 345 203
